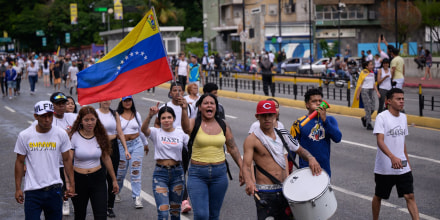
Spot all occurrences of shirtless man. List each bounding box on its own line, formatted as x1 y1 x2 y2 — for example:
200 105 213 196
243 100 322 220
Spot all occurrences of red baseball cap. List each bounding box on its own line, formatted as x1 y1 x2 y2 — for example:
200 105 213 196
256 100 277 115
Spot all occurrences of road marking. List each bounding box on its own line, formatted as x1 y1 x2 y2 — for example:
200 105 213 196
341 140 440 164
4 106 15 113
332 185 439 220
226 114 237 119
28 121 33 124
123 179 190 220
142 97 164 103
47 93 52 96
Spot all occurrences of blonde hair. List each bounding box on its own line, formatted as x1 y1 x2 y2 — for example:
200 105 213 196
186 83 198 95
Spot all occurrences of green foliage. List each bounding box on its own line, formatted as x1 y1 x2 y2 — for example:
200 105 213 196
415 0 440 51
183 42 209 58
319 40 339 58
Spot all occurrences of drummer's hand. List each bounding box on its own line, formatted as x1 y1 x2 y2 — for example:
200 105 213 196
308 157 322 176
245 183 257 196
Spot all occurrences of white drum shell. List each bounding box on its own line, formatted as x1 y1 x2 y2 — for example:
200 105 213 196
283 168 337 220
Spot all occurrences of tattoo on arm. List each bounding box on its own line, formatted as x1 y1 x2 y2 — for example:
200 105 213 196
297 147 313 161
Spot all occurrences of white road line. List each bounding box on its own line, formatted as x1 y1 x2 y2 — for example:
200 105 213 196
27 121 33 124
142 97 164 103
123 179 190 220
4 106 16 113
47 93 52 96
332 185 439 220
341 140 440 164
225 114 237 119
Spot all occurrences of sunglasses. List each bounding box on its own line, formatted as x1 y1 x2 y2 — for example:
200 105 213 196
54 94 67 100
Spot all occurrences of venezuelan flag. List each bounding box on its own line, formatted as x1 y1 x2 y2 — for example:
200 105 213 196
77 8 172 105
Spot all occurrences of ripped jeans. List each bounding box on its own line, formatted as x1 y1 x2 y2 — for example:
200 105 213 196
117 137 144 198
153 164 185 220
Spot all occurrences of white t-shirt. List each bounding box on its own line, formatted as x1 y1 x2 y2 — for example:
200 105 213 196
184 95 200 110
248 121 285 134
148 127 189 161
176 60 188 76
120 112 148 146
68 66 79 81
362 72 375 89
71 132 102 169
14 125 72 191
373 110 410 175
380 51 389 60
366 54 373 61
53 113 77 131
159 101 196 129
27 66 39 76
379 68 392 90
268 53 275 63
96 109 117 135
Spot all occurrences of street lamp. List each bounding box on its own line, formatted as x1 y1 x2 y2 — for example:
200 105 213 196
107 8 114 31
337 1 345 55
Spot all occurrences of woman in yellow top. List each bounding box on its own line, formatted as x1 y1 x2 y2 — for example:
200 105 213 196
181 93 243 220
352 60 380 130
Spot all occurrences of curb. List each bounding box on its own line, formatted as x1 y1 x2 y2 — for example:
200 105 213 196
157 83 440 130
404 83 440 89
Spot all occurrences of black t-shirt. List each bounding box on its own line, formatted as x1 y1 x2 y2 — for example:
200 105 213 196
53 67 61 79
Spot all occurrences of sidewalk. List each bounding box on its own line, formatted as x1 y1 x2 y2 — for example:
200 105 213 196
404 76 440 89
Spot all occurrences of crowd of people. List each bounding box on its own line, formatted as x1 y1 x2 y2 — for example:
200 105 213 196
11 44 420 220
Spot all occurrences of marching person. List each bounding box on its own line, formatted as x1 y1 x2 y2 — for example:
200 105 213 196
249 98 284 134
243 100 321 220
141 104 189 219
372 88 419 220
115 96 149 209
377 59 392 113
96 100 130 218
15 101 75 219
390 48 405 89
66 96 78 114
290 88 342 177
181 93 243 220
184 83 200 111
187 54 204 88
175 52 189 90
353 61 381 130
69 106 119 220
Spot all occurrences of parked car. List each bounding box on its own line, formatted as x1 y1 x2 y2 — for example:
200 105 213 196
280 57 309 74
298 58 329 75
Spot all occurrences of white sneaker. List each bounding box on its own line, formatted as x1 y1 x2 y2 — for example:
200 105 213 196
134 196 143 209
62 200 70 215
115 194 121 203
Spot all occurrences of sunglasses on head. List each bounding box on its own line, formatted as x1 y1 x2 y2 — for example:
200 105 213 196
54 94 66 100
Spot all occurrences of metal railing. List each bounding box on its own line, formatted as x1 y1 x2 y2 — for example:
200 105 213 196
418 84 440 116
204 69 352 106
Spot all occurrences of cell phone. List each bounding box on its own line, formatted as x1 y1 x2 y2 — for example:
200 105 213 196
402 160 407 167
380 34 384 40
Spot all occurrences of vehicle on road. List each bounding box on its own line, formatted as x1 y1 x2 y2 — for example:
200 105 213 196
298 58 330 75
280 57 309 74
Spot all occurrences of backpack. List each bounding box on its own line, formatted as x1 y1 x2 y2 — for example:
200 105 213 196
184 114 233 180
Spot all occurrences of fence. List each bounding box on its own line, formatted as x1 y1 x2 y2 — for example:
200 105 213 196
418 84 440 116
204 70 353 107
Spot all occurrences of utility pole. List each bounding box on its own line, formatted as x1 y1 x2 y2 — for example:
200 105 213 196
309 0 312 73
395 0 398 49
243 0 246 70
278 0 282 52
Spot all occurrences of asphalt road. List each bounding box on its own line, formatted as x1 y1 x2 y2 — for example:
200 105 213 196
1 80 439 220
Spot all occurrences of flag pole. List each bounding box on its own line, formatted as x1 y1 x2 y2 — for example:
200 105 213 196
151 6 176 83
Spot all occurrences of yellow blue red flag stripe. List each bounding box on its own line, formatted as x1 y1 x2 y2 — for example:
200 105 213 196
77 8 172 105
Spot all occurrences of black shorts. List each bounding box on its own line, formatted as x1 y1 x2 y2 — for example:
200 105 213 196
374 171 414 199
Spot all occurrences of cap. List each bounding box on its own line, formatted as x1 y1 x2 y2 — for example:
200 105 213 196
34 101 54 115
50 92 67 103
121 95 133 101
256 100 277 115
190 54 197 58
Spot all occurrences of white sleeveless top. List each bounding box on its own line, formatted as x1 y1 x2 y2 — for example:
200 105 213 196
96 109 117 135
379 68 392 90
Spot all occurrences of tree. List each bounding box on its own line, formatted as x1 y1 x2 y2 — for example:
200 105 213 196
416 0 440 52
319 40 339 58
378 0 422 49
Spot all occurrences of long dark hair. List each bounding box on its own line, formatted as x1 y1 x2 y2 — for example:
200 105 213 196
66 96 77 113
117 98 140 125
195 93 219 118
158 106 176 124
44 58 48 69
69 106 111 156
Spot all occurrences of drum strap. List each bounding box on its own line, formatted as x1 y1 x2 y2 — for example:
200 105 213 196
274 128 299 169
254 164 282 185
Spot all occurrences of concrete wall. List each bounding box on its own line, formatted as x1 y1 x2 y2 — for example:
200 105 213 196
404 57 440 78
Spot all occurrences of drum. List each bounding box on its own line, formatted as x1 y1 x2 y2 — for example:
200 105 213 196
283 168 337 220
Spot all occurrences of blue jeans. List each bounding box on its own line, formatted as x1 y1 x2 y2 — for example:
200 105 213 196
24 184 63 220
153 164 185 220
187 163 228 220
117 137 144 198
28 75 38 92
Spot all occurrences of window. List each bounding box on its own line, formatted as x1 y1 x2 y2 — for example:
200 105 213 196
315 4 367 21
167 39 177 53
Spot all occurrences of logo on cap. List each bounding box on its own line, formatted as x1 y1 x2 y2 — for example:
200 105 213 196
256 100 277 115
262 103 272 109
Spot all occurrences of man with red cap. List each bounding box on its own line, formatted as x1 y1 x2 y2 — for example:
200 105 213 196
242 100 322 220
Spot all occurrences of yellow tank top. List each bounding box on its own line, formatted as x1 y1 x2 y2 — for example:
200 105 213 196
191 128 226 163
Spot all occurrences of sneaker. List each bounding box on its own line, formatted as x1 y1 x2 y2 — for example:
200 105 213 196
134 196 143 209
107 208 116 218
181 200 192 213
421 77 425 80
361 117 366 128
366 124 373 130
115 194 121 203
62 200 70 216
